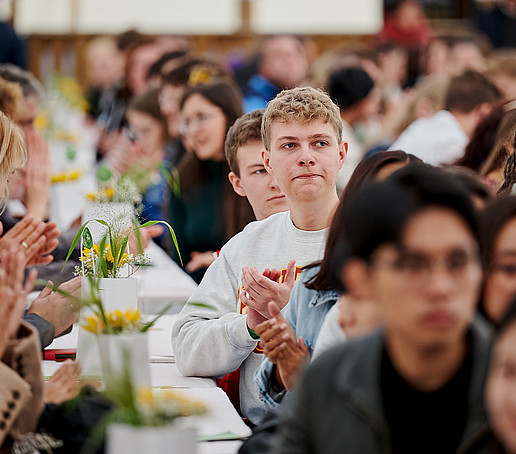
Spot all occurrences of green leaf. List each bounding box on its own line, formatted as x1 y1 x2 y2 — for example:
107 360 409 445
136 220 182 266
117 236 129 270
140 303 173 332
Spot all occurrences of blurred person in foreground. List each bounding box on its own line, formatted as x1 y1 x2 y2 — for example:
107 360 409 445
271 165 493 454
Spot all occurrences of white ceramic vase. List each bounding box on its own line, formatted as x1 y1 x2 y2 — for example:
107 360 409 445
106 422 196 454
77 330 151 388
77 277 146 382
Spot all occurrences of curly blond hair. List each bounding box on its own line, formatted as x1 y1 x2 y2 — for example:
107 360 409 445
261 86 342 151
0 111 27 201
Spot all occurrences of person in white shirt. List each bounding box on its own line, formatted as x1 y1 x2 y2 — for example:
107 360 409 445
172 87 347 424
390 70 500 166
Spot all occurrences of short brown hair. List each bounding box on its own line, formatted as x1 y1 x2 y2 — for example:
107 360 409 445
224 110 264 176
261 86 342 151
444 70 501 113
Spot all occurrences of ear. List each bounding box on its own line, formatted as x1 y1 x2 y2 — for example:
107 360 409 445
474 102 493 120
228 171 246 197
263 149 273 174
340 258 373 301
338 141 348 170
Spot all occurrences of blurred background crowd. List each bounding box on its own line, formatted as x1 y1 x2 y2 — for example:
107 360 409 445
1 0 516 280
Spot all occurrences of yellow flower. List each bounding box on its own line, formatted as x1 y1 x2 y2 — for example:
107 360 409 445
137 387 155 407
105 244 114 263
51 172 66 183
82 315 105 334
125 309 141 328
34 113 48 132
81 244 100 264
103 187 114 199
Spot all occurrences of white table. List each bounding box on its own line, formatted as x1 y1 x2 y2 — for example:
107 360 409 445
43 315 250 453
136 242 198 314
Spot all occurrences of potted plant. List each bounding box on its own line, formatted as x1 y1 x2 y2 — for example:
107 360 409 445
83 358 206 454
63 216 180 381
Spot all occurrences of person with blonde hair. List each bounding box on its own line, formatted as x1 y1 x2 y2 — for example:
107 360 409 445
173 86 346 424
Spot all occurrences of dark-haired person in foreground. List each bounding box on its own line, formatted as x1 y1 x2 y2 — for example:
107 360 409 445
271 165 494 454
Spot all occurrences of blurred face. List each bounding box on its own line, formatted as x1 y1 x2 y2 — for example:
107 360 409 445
338 294 380 339
229 140 288 220
484 218 516 324
18 95 39 136
180 94 227 161
87 44 123 89
264 119 345 204
127 44 162 94
366 208 482 351
486 321 516 454
126 110 165 155
159 84 184 138
448 43 486 75
260 36 309 89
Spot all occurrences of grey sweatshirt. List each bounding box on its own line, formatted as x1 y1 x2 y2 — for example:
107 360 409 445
172 211 327 424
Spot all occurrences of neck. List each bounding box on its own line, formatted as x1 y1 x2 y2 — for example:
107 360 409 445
386 331 467 391
289 193 339 231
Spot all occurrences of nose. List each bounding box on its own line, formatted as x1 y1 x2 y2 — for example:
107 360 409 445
297 146 315 166
425 266 456 299
268 174 280 190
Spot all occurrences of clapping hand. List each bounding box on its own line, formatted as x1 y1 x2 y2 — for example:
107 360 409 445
255 301 309 391
241 259 296 326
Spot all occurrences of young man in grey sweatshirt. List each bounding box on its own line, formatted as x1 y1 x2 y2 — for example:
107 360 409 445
172 86 347 424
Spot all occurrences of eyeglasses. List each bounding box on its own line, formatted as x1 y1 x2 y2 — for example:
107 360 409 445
179 110 222 136
371 247 481 285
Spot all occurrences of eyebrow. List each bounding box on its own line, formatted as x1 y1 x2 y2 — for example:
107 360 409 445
274 133 333 144
246 164 265 171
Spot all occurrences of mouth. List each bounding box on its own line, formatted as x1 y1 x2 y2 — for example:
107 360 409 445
421 310 457 328
294 173 320 180
267 195 286 202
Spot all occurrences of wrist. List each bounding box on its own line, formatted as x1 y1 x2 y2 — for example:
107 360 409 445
247 324 260 340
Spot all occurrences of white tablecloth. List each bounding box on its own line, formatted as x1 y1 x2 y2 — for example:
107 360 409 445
43 315 250 453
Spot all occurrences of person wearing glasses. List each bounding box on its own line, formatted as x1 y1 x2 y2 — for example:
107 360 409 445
168 78 254 282
271 165 494 454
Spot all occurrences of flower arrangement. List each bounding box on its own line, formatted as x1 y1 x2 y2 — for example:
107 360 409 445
131 387 207 426
86 166 143 207
81 308 162 336
78 238 148 279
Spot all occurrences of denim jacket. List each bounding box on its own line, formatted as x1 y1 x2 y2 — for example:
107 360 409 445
255 266 338 410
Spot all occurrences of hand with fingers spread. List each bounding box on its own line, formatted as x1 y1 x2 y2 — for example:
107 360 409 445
255 301 309 391
241 259 296 326
0 246 38 356
44 360 82 404
0 216 60 267
28 276 82 336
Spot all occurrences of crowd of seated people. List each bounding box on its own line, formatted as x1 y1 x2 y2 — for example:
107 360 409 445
2 7 516 451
